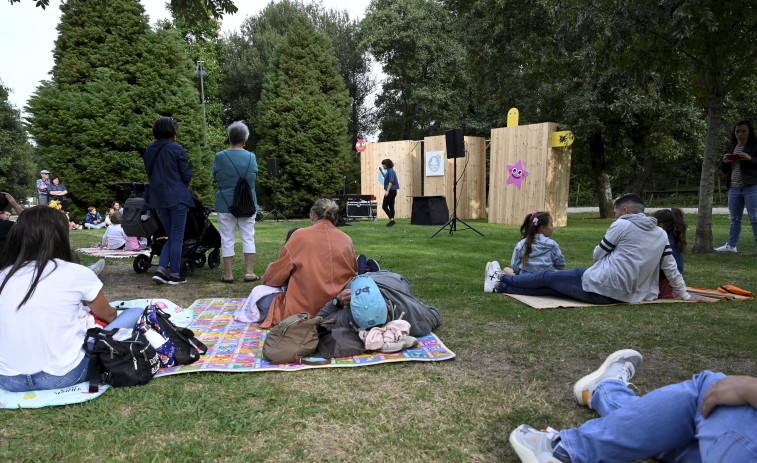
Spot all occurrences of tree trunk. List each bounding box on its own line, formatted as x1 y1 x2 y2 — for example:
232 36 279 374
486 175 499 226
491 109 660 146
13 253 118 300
624 157 656 195
692 94 724 253
589 131 614 217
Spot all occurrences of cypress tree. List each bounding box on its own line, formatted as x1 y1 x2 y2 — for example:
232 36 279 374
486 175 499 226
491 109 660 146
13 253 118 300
26 0 213 215
255 19 351 216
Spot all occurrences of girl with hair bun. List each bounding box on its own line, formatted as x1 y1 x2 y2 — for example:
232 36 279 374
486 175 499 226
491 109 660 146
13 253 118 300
504 211 566 275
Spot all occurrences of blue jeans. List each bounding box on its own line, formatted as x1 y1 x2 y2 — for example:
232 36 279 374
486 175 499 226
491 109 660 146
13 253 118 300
727 185 757 249
560 371 757 463
155 204 189 277
496 268 619 305
255 292 283 323
84 222 107 229
0 307 144 392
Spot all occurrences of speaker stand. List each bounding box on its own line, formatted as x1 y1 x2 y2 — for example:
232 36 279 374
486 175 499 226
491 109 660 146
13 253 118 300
260 177 288 222
431 154 484 238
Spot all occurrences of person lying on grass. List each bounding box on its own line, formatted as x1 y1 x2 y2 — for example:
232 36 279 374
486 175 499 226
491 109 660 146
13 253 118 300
488 193 715 303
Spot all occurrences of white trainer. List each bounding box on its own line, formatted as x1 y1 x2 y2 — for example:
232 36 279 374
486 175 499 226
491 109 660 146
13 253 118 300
509 425 565 463
484 261 503 293
573 349 643 408
714 244 737 252
89 259 106 276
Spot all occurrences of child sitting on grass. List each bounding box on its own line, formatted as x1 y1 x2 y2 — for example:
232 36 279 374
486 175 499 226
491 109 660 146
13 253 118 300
653 208 686 298
506 211 566 275
101 212 128 249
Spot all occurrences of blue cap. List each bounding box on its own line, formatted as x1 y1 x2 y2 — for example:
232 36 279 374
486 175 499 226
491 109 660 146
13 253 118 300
350 275 387 329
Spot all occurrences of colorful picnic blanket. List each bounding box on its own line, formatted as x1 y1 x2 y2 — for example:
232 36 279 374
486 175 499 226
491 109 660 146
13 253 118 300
504 287 753 309
76 247 149 258
156 298 455 376
0 299 187 409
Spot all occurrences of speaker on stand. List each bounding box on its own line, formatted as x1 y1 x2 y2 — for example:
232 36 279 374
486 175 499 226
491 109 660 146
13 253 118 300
261 157 288 222
431 128 484 238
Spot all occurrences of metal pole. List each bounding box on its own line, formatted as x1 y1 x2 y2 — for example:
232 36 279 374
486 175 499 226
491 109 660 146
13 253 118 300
195 60 208 146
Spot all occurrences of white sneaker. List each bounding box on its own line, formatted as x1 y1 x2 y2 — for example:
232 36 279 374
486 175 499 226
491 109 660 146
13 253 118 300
89 259 106 276
714 244 737 252
573 349 643 408
484 261 503 293
509 425 565 463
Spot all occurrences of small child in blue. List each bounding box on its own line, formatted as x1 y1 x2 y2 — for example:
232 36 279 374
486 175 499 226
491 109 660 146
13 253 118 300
504 211 566 275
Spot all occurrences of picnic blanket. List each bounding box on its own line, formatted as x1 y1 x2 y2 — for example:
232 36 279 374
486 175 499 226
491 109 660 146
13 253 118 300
76 247 150 258
156 298 455 376
0 299 188 409
504 287 753 309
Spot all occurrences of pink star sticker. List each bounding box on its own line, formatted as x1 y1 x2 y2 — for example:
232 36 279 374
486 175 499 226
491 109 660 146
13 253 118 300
506 160 529 189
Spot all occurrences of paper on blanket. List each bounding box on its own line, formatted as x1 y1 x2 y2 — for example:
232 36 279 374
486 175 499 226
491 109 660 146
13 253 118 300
0 383 109 409
156 298 455 376
110 298 193 327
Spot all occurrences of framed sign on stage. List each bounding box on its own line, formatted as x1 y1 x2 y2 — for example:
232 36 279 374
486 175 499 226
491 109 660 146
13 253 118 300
425 151 444 177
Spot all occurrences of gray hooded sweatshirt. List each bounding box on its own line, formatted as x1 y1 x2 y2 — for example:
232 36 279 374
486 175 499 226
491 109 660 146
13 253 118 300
582 213 691 302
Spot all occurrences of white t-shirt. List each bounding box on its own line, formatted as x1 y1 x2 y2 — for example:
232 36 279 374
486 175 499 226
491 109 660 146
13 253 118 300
0 260 102 376
103 224 127 249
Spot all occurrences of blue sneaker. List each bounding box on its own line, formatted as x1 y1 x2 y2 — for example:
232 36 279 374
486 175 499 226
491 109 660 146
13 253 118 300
366 258 380 273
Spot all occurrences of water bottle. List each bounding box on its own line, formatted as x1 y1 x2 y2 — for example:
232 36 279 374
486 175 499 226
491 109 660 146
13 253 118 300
140 325 167 349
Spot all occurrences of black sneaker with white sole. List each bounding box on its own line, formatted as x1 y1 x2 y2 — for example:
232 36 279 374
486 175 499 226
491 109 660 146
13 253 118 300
152 271 169 284
168 275 187 285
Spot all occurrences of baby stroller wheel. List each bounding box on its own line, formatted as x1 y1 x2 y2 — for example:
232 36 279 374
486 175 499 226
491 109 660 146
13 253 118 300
194 254 206 268
133 254 151 273
208 249 221 269
180 258 196 278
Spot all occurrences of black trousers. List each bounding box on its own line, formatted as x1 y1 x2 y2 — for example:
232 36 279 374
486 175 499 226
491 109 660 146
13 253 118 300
382 189 397 220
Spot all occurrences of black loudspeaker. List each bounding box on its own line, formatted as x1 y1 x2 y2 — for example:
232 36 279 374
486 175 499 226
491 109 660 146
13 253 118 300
267 157 280 177
445 128 465 159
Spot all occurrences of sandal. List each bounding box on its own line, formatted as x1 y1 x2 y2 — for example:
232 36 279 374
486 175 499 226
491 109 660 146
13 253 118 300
220 276 234 284
244 274 261 282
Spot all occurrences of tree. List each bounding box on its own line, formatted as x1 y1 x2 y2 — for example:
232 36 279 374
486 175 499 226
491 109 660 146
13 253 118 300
26 0 213 216
362 0 469 141
0 83 36 198
10 0 238 25
255 19 352 216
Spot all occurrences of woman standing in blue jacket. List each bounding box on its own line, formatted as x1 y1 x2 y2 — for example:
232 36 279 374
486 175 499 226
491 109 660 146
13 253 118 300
143 117 193 285
381 158 399 227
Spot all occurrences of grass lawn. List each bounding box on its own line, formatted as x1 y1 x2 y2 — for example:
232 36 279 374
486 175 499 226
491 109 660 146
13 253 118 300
2 213 755 462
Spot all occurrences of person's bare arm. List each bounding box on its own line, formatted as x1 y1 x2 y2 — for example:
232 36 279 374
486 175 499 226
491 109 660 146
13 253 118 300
2 192 23 215
701 376 757 418
83 291 117 324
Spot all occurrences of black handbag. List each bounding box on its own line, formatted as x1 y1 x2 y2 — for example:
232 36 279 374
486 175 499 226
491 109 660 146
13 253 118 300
83 327 161 393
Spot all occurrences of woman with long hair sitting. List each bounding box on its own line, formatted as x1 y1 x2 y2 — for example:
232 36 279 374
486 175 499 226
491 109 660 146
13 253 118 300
0 206 142 392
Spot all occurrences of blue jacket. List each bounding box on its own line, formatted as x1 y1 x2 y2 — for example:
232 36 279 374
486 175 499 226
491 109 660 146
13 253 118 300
212 149 258 214
143 139 193 208
85 212 103 224
511 234 566 274
383 168 399 191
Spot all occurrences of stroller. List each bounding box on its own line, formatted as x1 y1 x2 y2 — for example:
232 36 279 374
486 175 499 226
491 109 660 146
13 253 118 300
118 182 221 277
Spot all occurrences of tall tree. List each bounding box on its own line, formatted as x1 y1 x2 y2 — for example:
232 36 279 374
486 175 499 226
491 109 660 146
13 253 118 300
0 83 36 198
255 18 352 216
362 0 469 141
26 0 213 215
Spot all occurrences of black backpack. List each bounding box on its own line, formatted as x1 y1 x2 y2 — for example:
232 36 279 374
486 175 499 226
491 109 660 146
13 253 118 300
83 327 161 392
223 151 256 218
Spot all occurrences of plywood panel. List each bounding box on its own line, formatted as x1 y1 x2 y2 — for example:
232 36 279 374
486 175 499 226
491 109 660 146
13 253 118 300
488 122 571 226
361 141 421 219
422 135 487 220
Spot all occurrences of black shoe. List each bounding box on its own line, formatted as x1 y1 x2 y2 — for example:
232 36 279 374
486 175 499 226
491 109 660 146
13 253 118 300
386 220 395 227
168 275 187 285
366 259 380 272
152 271 168 284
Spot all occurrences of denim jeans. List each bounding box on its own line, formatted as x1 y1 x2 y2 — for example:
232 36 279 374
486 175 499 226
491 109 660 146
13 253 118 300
496 268 619 305
155 204 189 277
560 371 757 462
255 292 283 323
84 222 107 229
0 307 144 392
727 185 757 249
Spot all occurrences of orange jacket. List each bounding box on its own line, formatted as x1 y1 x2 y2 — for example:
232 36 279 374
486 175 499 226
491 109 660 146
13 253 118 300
261 220 357 328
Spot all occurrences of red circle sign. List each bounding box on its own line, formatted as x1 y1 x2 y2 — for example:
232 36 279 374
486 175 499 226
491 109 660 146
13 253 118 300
356 139 366 152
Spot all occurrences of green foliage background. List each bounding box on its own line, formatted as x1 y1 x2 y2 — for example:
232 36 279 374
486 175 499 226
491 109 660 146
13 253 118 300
255 19 352 216
0 84 36 200
26 0 213 217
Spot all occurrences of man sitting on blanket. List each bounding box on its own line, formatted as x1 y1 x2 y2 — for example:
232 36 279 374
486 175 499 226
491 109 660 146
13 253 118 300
487 193 715 304
318 270 442 337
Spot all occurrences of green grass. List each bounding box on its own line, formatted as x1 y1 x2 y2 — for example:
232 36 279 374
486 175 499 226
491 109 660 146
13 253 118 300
2 213 755 462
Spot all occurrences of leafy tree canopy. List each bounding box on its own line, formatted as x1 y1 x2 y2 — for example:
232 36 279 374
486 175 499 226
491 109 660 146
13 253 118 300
0 83 36 199
255 18 351 216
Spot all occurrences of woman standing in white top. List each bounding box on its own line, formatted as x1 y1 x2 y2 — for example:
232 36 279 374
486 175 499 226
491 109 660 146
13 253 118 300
0 206 142 392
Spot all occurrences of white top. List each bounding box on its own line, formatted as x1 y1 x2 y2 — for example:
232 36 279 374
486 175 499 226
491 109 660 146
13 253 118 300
103 223 127 249
0 260 102 375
